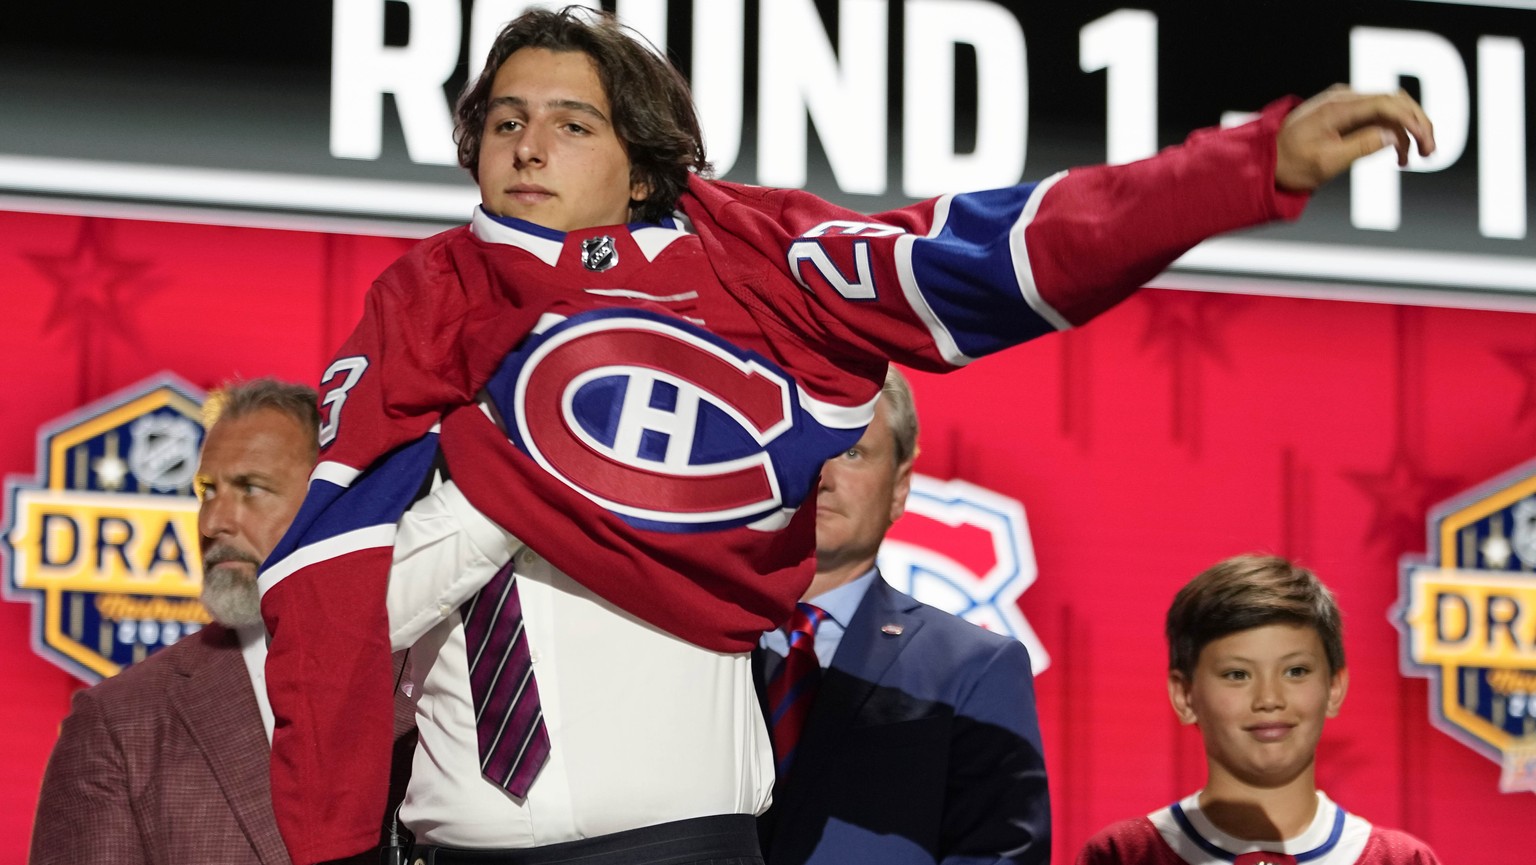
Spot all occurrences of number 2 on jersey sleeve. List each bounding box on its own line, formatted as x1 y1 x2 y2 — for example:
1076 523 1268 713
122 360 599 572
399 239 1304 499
787 220 906 302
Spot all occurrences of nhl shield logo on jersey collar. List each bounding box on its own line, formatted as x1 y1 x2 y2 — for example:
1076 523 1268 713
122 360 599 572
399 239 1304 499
581 235 618 272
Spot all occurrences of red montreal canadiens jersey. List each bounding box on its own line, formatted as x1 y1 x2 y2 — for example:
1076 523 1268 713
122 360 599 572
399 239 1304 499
1075 792 1442 865
260 100 1306 864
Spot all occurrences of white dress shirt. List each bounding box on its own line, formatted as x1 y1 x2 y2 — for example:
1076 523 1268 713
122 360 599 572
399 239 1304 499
236 624 274 744
387 480 774 847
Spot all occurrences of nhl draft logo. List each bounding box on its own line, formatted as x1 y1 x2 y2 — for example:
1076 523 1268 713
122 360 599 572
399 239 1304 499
126 414 200 491
879 474 1049 673
1394 455 1536 793
2 374 209 684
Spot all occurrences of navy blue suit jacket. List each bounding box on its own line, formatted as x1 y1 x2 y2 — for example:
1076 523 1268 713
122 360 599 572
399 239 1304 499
754 575 1050 865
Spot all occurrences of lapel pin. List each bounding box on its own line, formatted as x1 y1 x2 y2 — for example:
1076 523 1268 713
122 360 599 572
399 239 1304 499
881 623 904 635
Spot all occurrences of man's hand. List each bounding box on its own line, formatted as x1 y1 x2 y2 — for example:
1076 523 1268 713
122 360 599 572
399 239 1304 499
1275 86 1435 192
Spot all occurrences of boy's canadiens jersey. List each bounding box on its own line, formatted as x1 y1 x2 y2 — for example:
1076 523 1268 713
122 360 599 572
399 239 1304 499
258 99 1306 865
1075 792 1443 865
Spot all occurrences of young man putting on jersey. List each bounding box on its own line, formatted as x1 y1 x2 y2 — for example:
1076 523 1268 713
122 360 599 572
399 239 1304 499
257 8 1434 865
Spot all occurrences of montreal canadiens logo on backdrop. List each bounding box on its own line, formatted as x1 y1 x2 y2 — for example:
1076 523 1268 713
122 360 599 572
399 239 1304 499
1394 455 1536 794
2 374 210 684
880 474 1049 673
496 309 846 532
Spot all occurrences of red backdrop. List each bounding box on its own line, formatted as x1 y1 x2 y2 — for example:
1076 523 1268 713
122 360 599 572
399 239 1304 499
2 208 1533 862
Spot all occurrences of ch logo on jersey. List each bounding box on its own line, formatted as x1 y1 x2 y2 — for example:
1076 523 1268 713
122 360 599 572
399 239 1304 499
499 310 833 532
1394 455 1536 793
879 474 1049 673
2 374 210 684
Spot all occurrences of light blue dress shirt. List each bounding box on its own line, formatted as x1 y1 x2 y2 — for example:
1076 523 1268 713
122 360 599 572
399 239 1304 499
758 567 880 668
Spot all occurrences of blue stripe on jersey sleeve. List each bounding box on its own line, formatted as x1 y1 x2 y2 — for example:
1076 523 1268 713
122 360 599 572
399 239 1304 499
264 433 439 568
908 182 1059 359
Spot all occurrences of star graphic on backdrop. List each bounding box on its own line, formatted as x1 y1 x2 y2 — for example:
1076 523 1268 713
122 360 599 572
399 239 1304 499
1343 446 1461 551
1496 344 1536 423
1135 290 1250 450
93 453 129 491
26 219 159 345
1138 290 1248 367
1481 533 1513 569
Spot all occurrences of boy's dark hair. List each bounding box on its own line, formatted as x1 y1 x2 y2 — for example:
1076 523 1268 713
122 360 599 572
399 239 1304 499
453 5 711 224
1165 554 1346 679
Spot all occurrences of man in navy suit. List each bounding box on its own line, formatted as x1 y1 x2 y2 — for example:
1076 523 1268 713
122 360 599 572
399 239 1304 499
754 368 1049 865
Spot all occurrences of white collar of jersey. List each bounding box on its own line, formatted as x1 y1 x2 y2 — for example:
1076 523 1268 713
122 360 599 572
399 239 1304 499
470 206 692 267
1147 791 1374 865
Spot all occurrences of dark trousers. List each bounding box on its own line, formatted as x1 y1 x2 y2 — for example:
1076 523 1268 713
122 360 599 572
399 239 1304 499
411 814 763 865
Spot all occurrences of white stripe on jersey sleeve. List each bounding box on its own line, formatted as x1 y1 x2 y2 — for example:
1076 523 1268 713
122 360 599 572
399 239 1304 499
258 524 398 596
1008 171 1074 333
311 460 363 488
895 194 975 368
797 387 881 430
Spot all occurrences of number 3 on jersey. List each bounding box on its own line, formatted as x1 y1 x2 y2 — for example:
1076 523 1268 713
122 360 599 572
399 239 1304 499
787 220 905 301
318 356 369 447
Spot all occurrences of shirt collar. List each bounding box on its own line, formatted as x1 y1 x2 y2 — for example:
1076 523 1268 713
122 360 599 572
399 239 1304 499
235 624 275 745
805 566 880 630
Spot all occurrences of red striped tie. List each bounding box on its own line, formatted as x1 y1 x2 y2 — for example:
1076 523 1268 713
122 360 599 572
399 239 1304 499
460 560 550 797
766 602 829 777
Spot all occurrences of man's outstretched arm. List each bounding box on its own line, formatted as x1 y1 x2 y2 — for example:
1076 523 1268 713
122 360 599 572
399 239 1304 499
1275 86 1435 191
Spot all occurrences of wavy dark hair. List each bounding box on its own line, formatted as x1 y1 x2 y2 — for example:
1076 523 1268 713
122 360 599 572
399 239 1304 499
454 5 710 223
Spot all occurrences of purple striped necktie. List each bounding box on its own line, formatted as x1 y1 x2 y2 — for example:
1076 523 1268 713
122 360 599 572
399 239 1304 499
460 559 550 797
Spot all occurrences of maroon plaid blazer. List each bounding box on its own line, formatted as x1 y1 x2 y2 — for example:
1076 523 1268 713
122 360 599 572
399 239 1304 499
29 624 414 865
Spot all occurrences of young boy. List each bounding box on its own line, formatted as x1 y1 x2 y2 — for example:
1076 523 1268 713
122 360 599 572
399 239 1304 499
1077 555 1441 865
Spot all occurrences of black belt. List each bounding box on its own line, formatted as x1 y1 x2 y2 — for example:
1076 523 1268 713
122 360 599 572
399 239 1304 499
411 814 761 865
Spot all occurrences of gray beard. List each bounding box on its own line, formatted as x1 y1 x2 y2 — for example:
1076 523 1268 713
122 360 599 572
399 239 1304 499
200 565 262 629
